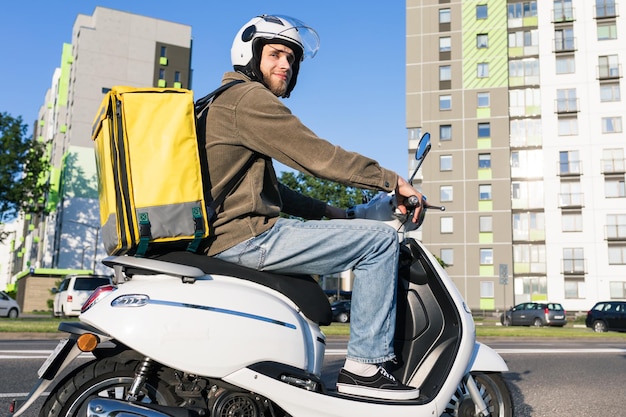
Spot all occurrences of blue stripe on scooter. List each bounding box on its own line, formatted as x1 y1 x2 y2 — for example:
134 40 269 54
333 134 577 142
148 299 297 329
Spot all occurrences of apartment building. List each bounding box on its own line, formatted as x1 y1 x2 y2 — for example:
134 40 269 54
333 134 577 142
406 0 626 313
8 8 192 281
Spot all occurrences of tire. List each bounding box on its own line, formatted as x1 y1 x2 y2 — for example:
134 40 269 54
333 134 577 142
41 356 181 417
8 308 18 319
337 312 350 323
446 372 514 417
592 320 608 333
532 318 543 327
501 317 511 327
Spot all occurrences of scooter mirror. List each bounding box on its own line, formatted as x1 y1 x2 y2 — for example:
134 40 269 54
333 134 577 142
408 132 431 184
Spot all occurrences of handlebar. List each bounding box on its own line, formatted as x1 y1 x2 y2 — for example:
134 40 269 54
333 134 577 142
406 195 446 212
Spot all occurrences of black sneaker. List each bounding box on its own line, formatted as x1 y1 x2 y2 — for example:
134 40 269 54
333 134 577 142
336 364 420 400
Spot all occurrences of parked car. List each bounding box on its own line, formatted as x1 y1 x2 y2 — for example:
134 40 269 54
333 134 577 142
52 275 113 317
500 302 567 327
585 301 626 333
0 291 20 318
330 300 351 323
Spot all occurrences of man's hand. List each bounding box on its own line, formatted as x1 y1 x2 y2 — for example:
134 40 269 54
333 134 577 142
395 176 424 223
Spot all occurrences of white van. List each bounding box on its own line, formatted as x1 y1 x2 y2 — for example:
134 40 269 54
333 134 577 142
52 275 113 317
0 291 20 318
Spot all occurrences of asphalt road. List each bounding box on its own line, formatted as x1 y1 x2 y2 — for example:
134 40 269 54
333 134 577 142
1 337 625 417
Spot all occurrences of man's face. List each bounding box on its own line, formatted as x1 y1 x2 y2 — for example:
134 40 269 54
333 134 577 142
259 43 295 97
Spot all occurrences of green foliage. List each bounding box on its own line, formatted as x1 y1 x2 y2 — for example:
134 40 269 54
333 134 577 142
0 112 51 238
279 171 376 211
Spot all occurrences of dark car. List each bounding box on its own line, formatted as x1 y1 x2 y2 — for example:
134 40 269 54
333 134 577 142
500 302 567 327
331 300 351 323
585 301 626 333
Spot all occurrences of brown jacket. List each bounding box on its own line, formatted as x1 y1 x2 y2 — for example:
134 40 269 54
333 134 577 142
202 71 397 255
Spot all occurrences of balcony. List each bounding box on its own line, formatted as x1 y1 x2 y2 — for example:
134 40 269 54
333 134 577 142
606 224 626 240
555 98 579 113
594 2 619 19
553 37 576 53
562 258 586 275
598 64 622 80
552 6 575 22
558 160 582 176
558 192 584 208
602 158 626 174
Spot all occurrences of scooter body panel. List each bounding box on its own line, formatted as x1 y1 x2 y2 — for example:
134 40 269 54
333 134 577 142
469 342 509 372
80 273 326 377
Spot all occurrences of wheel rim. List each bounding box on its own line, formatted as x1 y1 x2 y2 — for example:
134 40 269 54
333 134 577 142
594 321 606 332
446 374 509 417
65 376 169 417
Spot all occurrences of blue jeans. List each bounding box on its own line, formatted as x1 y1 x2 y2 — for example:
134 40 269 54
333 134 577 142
214 217 399 364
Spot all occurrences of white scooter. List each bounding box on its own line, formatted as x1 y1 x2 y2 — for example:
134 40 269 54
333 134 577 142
11 133 513 417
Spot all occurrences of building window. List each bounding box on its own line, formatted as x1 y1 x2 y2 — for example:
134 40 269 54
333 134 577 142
477 34 489 48
564 278 584 299
477 62 489 78
605 176 626 198
509 29 539 48
556 55 575 74
559 150 581 175
479 184 492 200
563 248 585 274
513 212 545 240
476 4 488 19
440 36 451 52
480 248 493 265
440 95 452 110
599 55 620 78
597 21 617 40
478 122 491 138
554 0 574 21
606 214 626 239
440 248 454 266
480 281 494 299
440 155 452 171
602 148 625 173
608 246 626 265
610 281 626 298
508 1 538 19
477 92 490 108
440 185 453 202
440 124 452 141
556 88 578 112
602 116 622 133
596 0 617 18
440 65 452 81
558 116 578 136
479 153 491 169
560 181 583 207
554 27 575 51
441 217 454 233
562 210 583 232
479 216 493 233
600 82 621 102
439 8 451 24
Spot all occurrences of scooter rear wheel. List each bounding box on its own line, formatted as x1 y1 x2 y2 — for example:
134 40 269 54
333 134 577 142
40 356 181 417
445 372 513 417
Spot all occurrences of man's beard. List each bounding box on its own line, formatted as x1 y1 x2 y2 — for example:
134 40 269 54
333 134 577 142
264 74 288 97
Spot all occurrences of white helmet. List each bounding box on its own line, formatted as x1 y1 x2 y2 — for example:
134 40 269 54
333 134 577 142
231 15 320 97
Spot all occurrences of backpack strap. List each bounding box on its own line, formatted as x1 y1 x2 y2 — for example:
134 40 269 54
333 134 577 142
187 79 254 253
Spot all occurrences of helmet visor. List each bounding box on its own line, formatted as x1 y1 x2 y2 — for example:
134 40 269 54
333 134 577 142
262 15 320 60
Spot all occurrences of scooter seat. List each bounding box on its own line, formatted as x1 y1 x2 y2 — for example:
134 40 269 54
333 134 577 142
147 251 333 326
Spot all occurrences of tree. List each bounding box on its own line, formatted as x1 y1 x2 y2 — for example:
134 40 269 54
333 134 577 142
0 112 50 241
279 171 376 213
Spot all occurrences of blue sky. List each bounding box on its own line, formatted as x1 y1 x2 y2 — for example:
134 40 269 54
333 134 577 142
0 1 408 173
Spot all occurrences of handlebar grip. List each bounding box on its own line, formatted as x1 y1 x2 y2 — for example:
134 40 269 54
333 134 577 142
406 195 421 208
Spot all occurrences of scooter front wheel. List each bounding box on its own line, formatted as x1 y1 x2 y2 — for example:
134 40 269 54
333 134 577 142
40 356 181 417
445 372 513 417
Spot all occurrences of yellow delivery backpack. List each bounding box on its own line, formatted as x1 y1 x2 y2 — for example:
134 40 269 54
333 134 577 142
91 81 250 256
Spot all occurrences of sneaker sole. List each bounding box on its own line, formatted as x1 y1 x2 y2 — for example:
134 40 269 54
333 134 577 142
336 383 420 401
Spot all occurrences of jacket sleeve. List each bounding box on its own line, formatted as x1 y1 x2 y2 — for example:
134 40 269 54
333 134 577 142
278 182 327 220
234 85 398 193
